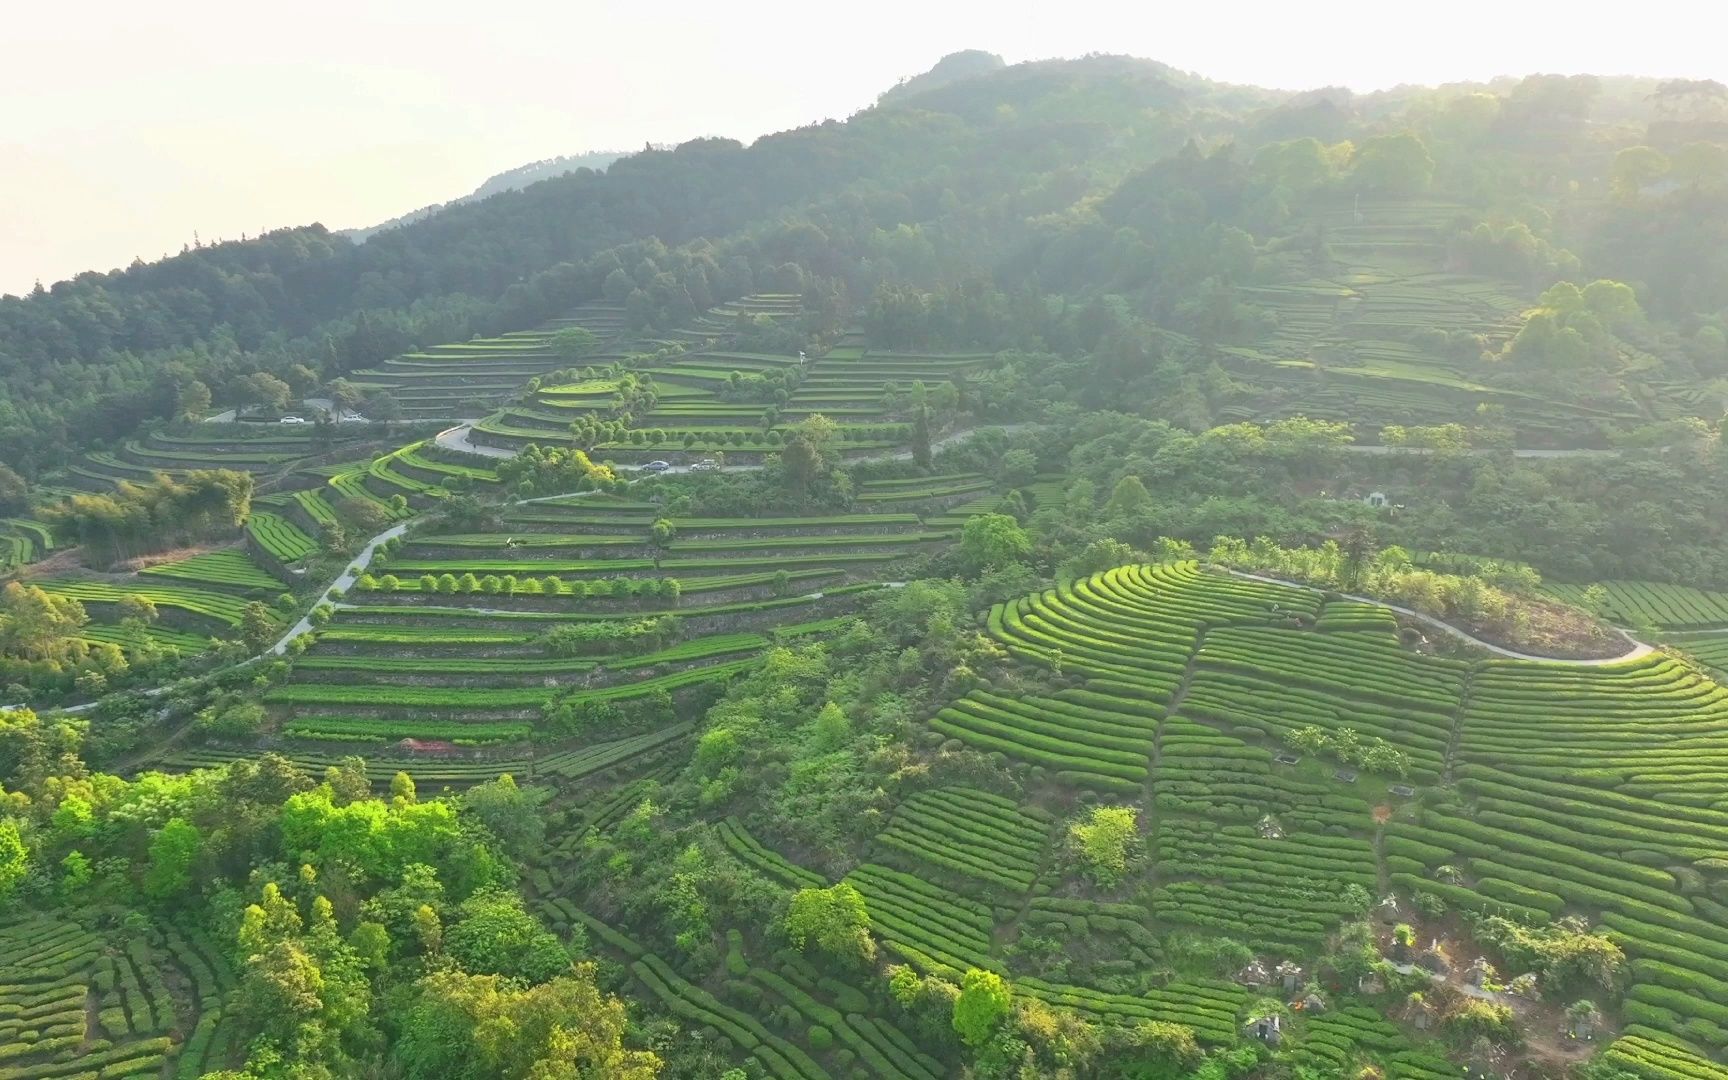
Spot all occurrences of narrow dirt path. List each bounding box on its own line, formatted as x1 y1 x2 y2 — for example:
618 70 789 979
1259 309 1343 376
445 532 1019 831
1440 664 1478 784
1142 624 1212 891
108 704 202 774
1225 569 1652 665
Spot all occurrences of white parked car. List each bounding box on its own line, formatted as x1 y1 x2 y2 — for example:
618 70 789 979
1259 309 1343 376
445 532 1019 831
642 460 672 473
278 416 308 424
690 459 719 473
339 414 368 423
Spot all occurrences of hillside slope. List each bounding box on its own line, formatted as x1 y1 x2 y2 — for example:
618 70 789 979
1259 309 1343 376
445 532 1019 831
2 54 1728 1080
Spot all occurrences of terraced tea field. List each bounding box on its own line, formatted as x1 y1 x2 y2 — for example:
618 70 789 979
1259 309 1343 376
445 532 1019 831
46 465 1728 1079
1666 633 1728 681
468 325 995 462
34 577 261 631
1547 580 1728 631
21 280 1723 1080
114 404 1036 787
0 517 54 573
23 544 289 659
52 424 374 496
246 510 317 564
253 490 969 757
345 303 627 419
139 550 282 593
983 562 1728 1060
349 295 794 433
1218 200 1650 441
516 559 1728 1075
259 436 499 539
0 912 244 1078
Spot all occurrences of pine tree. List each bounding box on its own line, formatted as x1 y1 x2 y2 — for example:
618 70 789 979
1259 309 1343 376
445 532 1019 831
911 405 933 468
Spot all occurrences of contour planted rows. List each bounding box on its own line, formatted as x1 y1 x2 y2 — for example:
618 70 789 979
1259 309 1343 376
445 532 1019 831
347 303 626 420
948 561 1728 1059
33 578 259 630
262 495 957 756
1546 580 1728 631
870 786 1052 892
1219 200 1647 439
467 325 994 462
54 425 373 497
0 913 242 1078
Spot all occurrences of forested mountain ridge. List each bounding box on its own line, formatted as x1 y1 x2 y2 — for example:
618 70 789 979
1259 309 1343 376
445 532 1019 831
877 48 1006 104
338 148 632 243
2 55 1724 475
0 54 1356 470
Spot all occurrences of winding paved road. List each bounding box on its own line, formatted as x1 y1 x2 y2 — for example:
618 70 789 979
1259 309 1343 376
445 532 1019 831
269 523 409 655
1341 444 1617 459
434 422 1039 471
1225 568 1652 665
434 421 512 458
267 423 1036 654
442 422 1620 467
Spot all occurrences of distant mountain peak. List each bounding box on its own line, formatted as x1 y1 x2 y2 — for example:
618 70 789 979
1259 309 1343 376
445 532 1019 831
879 50 1007 104
340 149 631 242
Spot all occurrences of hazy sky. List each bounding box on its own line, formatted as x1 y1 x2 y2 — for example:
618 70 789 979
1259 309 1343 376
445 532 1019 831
4 0 1722 296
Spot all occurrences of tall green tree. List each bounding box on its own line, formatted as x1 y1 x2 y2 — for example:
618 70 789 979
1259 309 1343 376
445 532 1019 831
1069 806 1139 887
1341 524 1380 590
550 326 601 360
958 513 1031 573
460 774 546 855
240 602 278 653
0 820 28 899
326 378 365 416
0 583 87 662
785 883 876 968
1610 146 1670 202
1105 474 1154 516
1097 1021 1203 1080
236 371 293 412
444 890 570 983
1351 132 1434 195
175 379 213 422
952 968 1012 1047
143 817 202 899
366 390 403 425
911 405 933 468
237 939 327 1041
396 966 661 1080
